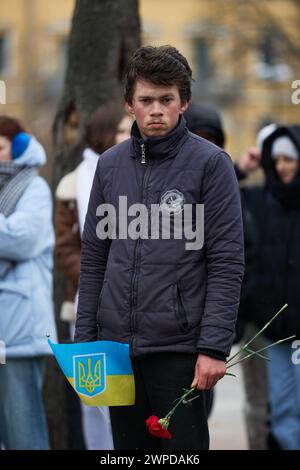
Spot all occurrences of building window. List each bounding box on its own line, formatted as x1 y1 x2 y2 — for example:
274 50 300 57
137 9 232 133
194 37 214 81
58 37 69 74
0 35 6 74
259 31 279 66
254 29 292 82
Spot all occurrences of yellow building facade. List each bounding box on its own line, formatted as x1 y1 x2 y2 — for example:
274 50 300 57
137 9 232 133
0 0 299 163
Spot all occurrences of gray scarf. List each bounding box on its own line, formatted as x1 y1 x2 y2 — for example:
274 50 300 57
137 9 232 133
0 162 37 217
0 162 37 277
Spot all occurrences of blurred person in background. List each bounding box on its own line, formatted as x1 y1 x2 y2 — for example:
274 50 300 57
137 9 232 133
0 115 57 450
234 123 277 450
185 105 272 448
55 101 132 450
184 102 226 418
184 102 225 149
236 124 300 450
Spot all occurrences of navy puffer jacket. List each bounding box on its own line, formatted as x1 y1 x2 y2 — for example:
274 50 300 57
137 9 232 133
75 117 244 358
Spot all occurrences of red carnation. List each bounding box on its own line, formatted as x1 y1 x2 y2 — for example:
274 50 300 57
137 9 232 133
145 389 196 440
146 415 172 439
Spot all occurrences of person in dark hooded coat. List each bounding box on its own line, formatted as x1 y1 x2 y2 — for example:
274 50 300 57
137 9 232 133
240 124 300 450
184 103 225 149
184 103 226 419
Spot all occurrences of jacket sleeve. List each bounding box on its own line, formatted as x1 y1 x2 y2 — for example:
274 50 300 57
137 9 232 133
196 151 245 357
55 199 81 285
74 161 111 343
0 177 54 260
234 163 247 182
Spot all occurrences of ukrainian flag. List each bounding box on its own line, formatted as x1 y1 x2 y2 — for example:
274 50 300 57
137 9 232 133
48 340 135 406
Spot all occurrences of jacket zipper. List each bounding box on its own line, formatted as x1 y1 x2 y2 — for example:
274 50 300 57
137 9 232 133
140 143 146 164
130 144 151 354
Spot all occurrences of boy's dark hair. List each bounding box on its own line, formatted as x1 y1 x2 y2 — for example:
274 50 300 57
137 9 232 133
124 45 192 104
85 100 127 154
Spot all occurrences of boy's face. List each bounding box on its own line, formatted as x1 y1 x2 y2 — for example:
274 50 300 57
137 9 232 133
126 79 189 138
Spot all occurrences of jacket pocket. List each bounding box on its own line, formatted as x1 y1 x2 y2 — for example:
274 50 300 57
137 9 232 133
172 283 189 332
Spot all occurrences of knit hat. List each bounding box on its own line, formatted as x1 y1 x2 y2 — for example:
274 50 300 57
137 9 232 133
271 136 299 161
11 132 31 159
256 123 277 152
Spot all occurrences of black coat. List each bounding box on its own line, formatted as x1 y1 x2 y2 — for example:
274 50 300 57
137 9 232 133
233 188 260 343
242 125 300 341
75 117 245 358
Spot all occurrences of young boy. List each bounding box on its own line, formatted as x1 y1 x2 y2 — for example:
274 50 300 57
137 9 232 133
75 46 244 450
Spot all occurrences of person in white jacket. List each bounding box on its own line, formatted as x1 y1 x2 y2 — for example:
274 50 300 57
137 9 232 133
55 101 132 450
0 115 57 449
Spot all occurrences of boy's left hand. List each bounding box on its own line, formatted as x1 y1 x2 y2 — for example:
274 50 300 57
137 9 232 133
191 354 226 390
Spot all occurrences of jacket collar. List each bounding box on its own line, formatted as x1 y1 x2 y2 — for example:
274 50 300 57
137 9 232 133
130 115 188 162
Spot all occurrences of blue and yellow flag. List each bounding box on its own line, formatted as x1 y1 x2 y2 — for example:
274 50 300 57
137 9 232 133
48 340 135 406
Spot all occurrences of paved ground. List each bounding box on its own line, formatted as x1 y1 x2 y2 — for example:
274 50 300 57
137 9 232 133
208 346 249 450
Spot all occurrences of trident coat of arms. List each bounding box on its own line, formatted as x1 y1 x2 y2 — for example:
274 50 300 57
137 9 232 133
73 353 106 397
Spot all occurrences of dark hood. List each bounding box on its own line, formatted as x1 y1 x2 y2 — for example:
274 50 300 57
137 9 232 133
261 125 300 209
184 103 225 148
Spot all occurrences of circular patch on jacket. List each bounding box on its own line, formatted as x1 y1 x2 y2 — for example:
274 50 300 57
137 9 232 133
160 189 185 214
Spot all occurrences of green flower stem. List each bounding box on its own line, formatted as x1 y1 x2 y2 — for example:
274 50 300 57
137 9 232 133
227 334 295 369
243 304 288 348
157 305 293 429
245 347 270 361
225 372 236 378
226 304 288 365
164 388 196 421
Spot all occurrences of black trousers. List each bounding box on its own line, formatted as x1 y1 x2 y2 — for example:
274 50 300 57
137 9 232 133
109 353 211 450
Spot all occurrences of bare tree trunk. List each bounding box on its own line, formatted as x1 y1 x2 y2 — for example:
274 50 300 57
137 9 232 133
52 0 140 187
44 0 140 450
